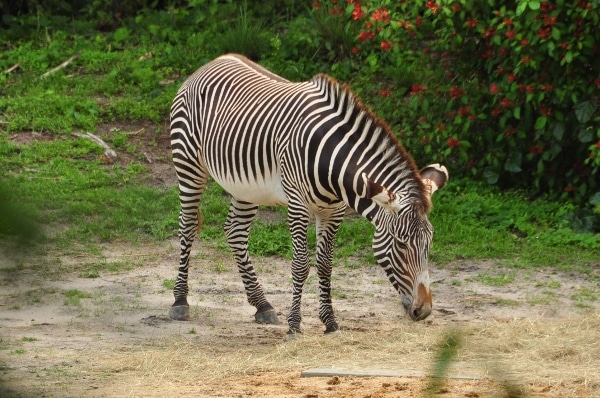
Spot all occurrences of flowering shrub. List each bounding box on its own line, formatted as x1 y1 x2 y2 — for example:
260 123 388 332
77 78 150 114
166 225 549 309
310 0 600 206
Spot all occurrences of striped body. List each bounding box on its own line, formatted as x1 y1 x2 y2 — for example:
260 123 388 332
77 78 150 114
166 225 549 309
169 54 448 334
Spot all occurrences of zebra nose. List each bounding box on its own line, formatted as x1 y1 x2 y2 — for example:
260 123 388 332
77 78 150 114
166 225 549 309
410 302 432 321
409 282 432 321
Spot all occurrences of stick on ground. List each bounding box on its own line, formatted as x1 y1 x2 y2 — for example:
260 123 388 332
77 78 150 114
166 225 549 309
40 53 81 79
72 132 117 161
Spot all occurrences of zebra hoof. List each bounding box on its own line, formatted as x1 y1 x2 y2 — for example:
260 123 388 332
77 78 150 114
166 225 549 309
169 305 190 321
284 331 303 342
255 309 280 325
324 322 340 334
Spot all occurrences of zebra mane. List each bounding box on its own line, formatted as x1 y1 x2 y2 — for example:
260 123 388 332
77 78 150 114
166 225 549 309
310 73 431 213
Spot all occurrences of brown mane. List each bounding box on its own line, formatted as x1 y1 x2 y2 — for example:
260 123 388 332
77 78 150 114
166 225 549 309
311 73 431 213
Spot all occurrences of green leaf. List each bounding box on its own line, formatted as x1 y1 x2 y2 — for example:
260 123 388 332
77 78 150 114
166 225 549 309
535 116 547 130
483 168 499 184
528 1 541 10
551 27 560 41
114 27 131 43
553 122 565 141
504 151 522 173
578 128 594 143
516 2 528 16
589 192 600 206
565 51 573 63
513 106 521 120
575 101 596 123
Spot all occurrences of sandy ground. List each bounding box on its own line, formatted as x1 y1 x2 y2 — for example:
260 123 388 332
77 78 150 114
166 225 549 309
1 238 599 398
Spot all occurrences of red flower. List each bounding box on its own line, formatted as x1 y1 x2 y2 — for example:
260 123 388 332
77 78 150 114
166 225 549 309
447 138 461 148
451 5 460 12
505 127 517 136
358 31 374 42
351 47 360 54
540 104 553 116
449 86 466 99
482 27 496 39
457 106 471 116
416 16 423 26
500 98 513 108
520 38 529 46
380 89 390 97
410 83 427 95
503 18 513 26
506 29 516 39
529 145 544 155
492 108 503 116
426 1 439 14
508 73 517 83
352 3 365 20
372 8 390 23
490 83 499 94
538 27 551 39
329 5 343 15
541 84 554 91
312 1 322 10
380 41 393 51
564 185 575 192
521 56 532 64
466 17 478 28
594 78 600 87
543 15 557 26
595 141 600 149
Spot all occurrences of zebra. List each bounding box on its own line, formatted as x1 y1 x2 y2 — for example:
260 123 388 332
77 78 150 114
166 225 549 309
169 54 448 336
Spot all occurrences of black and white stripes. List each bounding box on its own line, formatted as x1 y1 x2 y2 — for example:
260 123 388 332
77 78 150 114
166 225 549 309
168 54 448 333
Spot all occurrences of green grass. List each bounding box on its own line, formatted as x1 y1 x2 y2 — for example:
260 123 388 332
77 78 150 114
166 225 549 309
63 289 92 306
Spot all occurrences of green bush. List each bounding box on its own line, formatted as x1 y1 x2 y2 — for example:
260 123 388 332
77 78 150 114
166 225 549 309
312 0 599 209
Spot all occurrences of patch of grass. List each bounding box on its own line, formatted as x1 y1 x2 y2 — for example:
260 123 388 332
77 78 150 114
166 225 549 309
571 287 598 308
0 134 179 244
63 289 92 306
535 281 561 289
80 259 137 278
162 278 176 290
474 272 515 287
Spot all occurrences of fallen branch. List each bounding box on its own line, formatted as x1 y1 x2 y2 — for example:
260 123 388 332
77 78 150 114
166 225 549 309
4 62 21 74
72 132 117 161
40 53 81 79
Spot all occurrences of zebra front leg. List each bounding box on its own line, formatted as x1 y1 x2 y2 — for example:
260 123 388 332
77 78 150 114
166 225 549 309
286 204 311 336
224 198 279 325
315 207 345 333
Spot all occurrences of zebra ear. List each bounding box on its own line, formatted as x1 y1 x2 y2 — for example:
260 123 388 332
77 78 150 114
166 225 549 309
420 163 449 197
361 173 403 213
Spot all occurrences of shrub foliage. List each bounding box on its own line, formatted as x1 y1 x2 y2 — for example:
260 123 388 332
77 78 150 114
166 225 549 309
310 0 599 207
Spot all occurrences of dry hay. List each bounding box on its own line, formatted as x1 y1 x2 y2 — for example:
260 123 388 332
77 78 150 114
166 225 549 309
94 313 600 396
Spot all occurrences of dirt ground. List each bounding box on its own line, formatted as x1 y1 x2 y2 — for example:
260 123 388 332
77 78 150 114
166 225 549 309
1 126 599 397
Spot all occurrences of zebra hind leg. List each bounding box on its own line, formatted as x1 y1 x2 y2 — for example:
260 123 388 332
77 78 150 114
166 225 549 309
169 176 207 321
224 198 280 325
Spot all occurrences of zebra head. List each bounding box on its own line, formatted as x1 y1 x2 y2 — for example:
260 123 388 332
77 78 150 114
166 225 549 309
364 164 448 321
